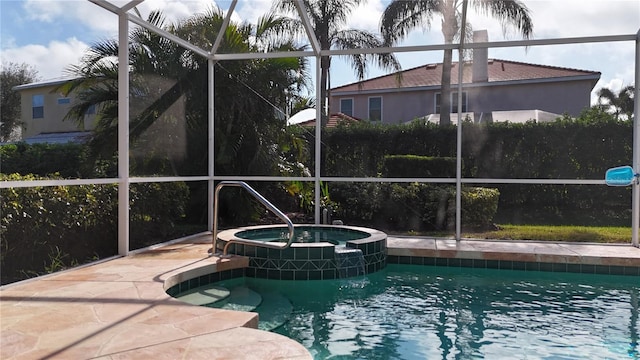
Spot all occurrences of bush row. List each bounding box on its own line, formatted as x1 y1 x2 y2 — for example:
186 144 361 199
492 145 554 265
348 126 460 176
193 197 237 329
329 182 499 232
0 173 189 284
319 115 633 225
0 143 91 178
381 155 457 178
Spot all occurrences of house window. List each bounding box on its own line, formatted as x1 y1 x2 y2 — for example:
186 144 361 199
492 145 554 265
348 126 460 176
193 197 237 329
452 91 467 113
368 97 382 122
32 95 44 119
57 97 71 105
435 91 467 113
340 98 353 116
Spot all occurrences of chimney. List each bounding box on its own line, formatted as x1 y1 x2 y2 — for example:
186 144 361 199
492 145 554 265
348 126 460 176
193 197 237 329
472 30 488 83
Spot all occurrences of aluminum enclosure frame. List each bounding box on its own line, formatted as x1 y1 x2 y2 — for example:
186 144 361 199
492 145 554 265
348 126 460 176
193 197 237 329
2 0 637 252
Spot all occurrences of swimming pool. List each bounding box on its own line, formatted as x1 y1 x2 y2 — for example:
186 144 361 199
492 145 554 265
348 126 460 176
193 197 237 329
182 265 639 359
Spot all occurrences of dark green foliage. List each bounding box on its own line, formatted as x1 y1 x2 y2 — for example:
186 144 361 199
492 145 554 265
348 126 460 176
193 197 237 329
382 155 457 177
0 143 90 177
1 62 39 141
57 9 311 225
129 181 191 250
1 173 190 284
330 182 499 231
1 174 117 284
319 121 457 177
457 187 501 229
328 182 383 224
322 112 633 225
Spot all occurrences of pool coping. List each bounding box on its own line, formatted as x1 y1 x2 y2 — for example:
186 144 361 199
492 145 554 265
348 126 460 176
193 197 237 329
387 236 640 276
1 234 639 359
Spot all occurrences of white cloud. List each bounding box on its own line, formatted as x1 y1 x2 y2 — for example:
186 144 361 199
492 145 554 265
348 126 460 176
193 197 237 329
1 38 89 80
347 0 385 32
134 0 213 23
525 0 640 38
25 0 118 34
23 0 65 22
235 0 273 24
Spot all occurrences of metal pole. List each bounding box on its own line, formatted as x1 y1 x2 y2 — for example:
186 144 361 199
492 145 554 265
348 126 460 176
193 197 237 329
315 56 322 224
455 0 469 241
632 29 640 247
117 11 130 255
208 59 215 233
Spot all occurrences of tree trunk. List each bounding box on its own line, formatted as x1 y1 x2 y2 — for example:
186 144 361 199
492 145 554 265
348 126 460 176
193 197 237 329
439 1 458 127
440 48 453 126
319 56 330 126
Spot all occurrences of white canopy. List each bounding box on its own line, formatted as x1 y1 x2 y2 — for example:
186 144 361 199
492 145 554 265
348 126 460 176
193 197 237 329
287 108 316 126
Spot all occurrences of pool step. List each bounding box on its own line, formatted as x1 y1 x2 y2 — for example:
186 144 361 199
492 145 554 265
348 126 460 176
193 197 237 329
209 286 263 312
177 283 293 331
255 292 293 331
174 285 231 306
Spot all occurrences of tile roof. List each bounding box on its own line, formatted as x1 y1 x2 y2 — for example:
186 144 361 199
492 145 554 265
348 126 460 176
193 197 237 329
332 59 600 93
20 131 91 144
295 113 361 127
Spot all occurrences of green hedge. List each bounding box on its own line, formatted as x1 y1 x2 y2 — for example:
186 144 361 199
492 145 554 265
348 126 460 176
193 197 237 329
0 142 91 177
320 114 633 225
382 155 457 177
1 173 189 285
330 182 499 231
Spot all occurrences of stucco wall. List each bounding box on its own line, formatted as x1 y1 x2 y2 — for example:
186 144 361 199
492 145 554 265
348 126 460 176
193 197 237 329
331 78 594 124
20 83 96 138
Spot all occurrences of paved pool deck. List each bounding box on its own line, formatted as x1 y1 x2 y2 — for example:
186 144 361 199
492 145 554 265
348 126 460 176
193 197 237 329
2 235 639 359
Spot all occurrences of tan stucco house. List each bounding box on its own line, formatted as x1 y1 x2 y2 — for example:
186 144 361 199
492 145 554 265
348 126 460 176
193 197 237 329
12 78 96 143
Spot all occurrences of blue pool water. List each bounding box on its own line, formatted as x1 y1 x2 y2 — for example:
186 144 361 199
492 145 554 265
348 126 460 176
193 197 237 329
203 265 640 359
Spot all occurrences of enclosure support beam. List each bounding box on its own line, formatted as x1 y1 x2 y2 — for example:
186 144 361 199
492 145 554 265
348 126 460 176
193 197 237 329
314 57 322 224
632 29 640 248
117 11 130 255
455 0 469 241
208 59 215 232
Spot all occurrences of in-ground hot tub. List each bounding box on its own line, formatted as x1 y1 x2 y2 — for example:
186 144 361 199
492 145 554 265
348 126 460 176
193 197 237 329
216 224 387 280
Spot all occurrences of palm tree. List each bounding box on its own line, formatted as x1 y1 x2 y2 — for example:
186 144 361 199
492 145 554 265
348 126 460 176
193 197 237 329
273 0 401 125
597 85 635 120
381 0 533 126
60 7 309 177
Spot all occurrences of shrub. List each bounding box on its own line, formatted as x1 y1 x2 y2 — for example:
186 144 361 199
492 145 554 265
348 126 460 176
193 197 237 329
330 182 499 232
129 181 190 250
381 155 457 177
0 142 90 177
0 173 190 284
1 173 118 284
455 187 501 230
328 182 383 224
322 117 632 225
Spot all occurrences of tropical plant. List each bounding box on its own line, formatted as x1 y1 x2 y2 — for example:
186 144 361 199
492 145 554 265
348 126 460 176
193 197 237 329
380 0 533 126
59 7 309 177
289 95 316 116
596 85 635 120
273 0 401 125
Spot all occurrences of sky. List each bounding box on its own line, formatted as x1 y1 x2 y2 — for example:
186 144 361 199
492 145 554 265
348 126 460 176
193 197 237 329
1 0 639 105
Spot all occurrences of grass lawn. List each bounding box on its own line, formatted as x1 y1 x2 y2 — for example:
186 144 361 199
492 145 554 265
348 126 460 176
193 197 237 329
461 225 633 244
